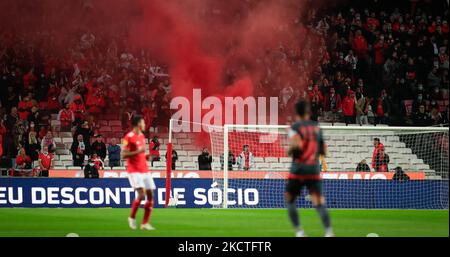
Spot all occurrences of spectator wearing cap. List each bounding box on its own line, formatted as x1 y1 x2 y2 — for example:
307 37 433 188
107 138 121 168
91 134 107 161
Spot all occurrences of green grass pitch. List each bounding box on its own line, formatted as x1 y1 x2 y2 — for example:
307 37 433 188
0 208 448 237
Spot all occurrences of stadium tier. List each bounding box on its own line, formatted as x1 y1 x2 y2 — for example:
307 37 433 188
49 115 446 180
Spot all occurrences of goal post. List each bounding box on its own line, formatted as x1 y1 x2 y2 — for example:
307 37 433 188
216 124 449 209
168 118 449 209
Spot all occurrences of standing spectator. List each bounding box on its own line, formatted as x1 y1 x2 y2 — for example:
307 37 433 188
308 85 323 121
58 103 74 131
38 146 54 177
74 121 94 155
149 136 161 167
356 159 371 172
198 147 212 170
238 145 254 171
0 120 6 157
16 147 32 169
344 49 358 76
17 96 33 122
41 131 55 151
355 92 368 125
91 135 107 161
323 87 342 123
165 149 179 170
220 150 236 171
371 138 384 171
372 94 389 125
47 82 60 113
70 134 86 167
5 107 18 133
342 90 356 125
374 148 390 172
70 95 86 125
107 138 121 168
25 132 40 165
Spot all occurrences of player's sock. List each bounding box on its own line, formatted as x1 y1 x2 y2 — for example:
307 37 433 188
142 199 154 224
315 204 331 230
130 199 141 219
286 201 300 229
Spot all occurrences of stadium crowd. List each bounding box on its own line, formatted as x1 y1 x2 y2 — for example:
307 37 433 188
0 0 449 172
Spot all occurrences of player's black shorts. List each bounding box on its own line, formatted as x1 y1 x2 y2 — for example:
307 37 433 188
285 178 323 196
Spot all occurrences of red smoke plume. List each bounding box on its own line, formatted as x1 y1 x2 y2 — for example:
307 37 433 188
1 0 325 106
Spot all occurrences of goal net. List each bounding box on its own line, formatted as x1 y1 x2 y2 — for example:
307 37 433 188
208 125 449 209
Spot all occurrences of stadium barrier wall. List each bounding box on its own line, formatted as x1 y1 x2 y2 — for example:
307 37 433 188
0 178 447 209
47 169 427 180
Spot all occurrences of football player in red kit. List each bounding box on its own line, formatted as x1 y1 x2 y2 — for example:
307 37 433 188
122 115 156 230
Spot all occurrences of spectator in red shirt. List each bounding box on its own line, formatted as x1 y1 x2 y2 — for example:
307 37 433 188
70 95 87 125
17 96 33 121
86 83 106 115
47 82 60 113
148 136 160 167
0 120 6 157
23 68 37 91
374 147 390 172
372 92 390 125
142 102 157 133
342 90 356 125
38 146 54 177
16 147 32 169
58 103 75 131
371 138 384 172
352 30 368 60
